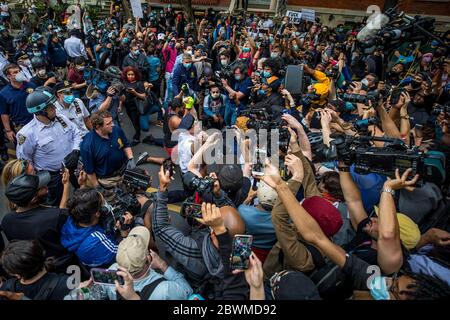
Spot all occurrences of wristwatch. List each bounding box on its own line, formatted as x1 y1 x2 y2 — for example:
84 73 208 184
381 187 395 196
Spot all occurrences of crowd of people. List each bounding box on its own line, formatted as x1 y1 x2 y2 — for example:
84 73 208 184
0 1 449 300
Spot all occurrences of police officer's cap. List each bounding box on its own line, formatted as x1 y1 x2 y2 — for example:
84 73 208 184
54 80 73 94
5 172 51 207
26 86 57 114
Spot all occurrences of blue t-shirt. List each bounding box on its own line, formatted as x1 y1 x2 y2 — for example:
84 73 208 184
350 166 386 214
230 76 253 107
0 82 36 125
80 126 130 177
147 55 161 82
237 204 277 250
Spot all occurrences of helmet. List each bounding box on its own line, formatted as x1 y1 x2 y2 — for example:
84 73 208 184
257 181 278 208
31 56 47 69
31 33 43 43
26 87 57 114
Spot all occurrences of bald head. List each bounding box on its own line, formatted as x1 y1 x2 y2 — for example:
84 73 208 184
219 206 245 237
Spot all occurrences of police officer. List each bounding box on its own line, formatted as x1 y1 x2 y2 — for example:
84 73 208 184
0 64 36 144
16 86 82 206
80 110 135 189
54 80 92 137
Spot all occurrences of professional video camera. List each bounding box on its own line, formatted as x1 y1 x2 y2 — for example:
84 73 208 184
85 66 124 94
122 169 152 194
239 107 291 154
352 117 379 132
357 7 439 50
100 189 143 234
216 59 241 83
183 171 216 196
316 133 446 186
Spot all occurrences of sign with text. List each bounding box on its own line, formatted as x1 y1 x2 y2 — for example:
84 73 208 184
301 8 316 22
130 0 143 19
286 10 302 24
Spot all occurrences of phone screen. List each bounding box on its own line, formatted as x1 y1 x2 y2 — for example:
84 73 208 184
252 149 267 176
91 268 124 286
230 235 253 270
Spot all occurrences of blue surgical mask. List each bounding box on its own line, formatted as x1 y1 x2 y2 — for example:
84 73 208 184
243 47 250 53
369 276 391 300
63 95 75 104
271 52 279 58
183 63 192 69
257 89 266 96
263 71 271 78
293 45 299 51
33 52 42 57
269 36 274 43
234 75 241 81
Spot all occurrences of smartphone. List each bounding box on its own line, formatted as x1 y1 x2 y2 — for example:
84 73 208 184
91 268 124 286
74 160 84 178
163 158 175 177
181 202 203 219
252 149 267 176
230 235 253 270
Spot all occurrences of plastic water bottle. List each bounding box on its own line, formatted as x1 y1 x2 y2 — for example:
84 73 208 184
64 284 108 300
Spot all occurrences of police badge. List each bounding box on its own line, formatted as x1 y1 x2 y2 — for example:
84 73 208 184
18 134 26 145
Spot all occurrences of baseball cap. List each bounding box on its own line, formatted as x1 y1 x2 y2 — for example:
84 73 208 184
262 76 281 91
218 164 243 193
301 196 343 238
116 226 150 275
5 172 51 207
157 33 165 40
178 113 195 130
272 271 321 300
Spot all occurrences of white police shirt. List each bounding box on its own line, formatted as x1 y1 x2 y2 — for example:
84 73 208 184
55 98 90 137
16 114 82 172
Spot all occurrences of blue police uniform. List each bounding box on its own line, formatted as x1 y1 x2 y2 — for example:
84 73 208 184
80 126 130 178
0 82 36 127
172 63 198 96
16 114 82 206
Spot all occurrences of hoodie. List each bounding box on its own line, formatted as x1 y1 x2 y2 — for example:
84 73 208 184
60 217 117 267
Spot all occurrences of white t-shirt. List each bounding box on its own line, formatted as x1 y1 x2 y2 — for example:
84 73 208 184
177 132 196 174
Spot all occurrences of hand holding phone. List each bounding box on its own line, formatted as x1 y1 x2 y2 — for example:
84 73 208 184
91 268 124 286
230 235 253 270
252 149 267 176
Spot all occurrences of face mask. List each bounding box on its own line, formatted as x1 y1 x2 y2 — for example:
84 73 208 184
220 59 228 66
361 78 369 87
263 71 271 78
33 52 42 57
63 95 75 104
15 72 26 83
293 45 299 51
269 36 274 43
243 47 250 53
183 63 192 69
211 92 220 99
234 74 241 81
257 89 266 96
133 49 140 55
37 69 47 77
186 50 193 56
271 52 279 58
369 276 390 300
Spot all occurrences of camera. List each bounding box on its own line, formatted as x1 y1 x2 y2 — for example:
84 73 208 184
342 93 378 106
163 158 175 177
431 103 450 116
100 190 142 233
316 134 446 186
181 83 190 96
122 169 152 194
85 66 123 94
353 117 378 132
183 171 216 196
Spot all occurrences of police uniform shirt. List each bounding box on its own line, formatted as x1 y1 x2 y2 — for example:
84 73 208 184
16 114 83 172
0 82 36 126
80 126 130 178
55 98 90 137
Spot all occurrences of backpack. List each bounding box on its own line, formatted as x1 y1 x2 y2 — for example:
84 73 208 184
418 198 450 234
